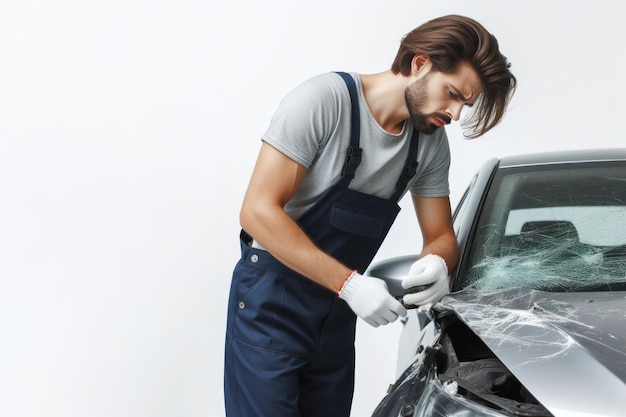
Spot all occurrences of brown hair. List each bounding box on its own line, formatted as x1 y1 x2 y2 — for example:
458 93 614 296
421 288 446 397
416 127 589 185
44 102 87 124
392 15 517 138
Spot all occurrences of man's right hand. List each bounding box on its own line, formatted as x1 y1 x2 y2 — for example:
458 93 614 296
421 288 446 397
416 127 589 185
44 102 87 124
338 272 407 327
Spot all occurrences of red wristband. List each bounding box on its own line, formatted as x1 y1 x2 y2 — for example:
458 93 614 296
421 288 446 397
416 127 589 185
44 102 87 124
338 270 357 295
433 254 449 274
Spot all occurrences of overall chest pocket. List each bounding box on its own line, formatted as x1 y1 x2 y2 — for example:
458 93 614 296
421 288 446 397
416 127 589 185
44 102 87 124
329 203 386 237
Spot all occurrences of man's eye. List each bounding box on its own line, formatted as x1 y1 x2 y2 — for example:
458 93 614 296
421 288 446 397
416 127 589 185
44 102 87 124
448 90 457 98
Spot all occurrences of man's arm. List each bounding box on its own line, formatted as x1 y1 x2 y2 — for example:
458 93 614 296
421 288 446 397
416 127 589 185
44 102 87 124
400 195 458 307
240 142 407 326
412 195 458 270
240 142 351 293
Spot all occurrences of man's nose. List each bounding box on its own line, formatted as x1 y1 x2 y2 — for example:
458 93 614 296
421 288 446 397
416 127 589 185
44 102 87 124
447 102 463 121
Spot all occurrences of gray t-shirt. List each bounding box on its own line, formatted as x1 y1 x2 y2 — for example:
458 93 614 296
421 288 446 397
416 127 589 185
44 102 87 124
262 72 451 221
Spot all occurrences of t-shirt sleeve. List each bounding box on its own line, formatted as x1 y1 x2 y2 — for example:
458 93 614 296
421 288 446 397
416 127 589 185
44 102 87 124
261 73 345 168
410 130 451 197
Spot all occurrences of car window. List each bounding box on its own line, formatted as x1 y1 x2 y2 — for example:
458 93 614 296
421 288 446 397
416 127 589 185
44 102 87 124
505 207 626 246
460 161 626 292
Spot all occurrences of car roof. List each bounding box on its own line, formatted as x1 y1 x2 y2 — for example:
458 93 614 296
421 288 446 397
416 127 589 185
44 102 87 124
498 147 626 168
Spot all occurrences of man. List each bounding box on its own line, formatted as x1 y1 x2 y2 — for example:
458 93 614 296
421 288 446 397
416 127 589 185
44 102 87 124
224 14 516 417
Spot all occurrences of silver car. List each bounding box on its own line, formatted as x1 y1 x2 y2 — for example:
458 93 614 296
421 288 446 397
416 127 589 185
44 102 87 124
370 148 626 417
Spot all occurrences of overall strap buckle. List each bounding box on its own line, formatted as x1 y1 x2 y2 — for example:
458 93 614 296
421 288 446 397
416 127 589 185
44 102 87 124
395 159 418 193
399 159 418 181
342 146 363 178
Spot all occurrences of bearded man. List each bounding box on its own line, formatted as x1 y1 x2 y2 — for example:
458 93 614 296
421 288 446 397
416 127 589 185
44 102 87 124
224 14 517 417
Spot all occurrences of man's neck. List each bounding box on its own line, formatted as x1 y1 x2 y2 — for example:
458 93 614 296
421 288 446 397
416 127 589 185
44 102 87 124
359 70 411 135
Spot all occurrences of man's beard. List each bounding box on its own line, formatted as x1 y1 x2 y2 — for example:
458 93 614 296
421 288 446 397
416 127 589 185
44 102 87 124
405 74 448 134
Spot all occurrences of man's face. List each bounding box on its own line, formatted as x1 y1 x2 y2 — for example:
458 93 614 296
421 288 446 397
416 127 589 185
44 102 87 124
405 61 482 134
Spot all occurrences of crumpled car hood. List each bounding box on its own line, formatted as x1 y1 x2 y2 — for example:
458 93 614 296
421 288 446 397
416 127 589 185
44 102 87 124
439 288 626 416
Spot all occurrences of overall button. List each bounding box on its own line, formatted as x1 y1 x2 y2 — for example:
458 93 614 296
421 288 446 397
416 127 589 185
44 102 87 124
250 254 259 263
238 301 246 310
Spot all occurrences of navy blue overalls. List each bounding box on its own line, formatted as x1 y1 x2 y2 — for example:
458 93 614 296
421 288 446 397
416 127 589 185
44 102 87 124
224 72 420 417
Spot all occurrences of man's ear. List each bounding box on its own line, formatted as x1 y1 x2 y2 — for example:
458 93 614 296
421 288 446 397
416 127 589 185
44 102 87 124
411 54 432 78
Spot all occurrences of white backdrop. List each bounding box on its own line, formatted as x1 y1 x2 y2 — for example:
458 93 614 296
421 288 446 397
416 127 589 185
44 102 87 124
1 1 624 416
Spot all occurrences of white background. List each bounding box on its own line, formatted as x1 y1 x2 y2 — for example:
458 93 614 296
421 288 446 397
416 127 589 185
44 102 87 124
1 1 624 416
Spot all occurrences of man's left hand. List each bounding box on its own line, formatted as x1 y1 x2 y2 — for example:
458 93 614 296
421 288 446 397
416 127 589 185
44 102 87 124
401 254 449 307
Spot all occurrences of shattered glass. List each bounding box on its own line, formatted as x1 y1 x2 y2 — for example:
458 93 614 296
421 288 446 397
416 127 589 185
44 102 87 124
461 162 626 292
374 160 626 417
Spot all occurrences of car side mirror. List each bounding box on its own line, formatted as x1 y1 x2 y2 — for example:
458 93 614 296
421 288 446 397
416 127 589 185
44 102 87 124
366 254 421 298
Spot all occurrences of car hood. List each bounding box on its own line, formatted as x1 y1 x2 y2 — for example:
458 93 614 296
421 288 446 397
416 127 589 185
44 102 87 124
438 288 626 417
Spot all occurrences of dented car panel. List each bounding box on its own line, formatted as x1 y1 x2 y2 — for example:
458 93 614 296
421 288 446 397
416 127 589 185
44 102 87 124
370 149 626 417
442 290 626 416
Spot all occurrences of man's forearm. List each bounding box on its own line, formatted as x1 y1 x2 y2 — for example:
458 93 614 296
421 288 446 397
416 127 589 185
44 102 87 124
240 203 351 293
420 233 459 272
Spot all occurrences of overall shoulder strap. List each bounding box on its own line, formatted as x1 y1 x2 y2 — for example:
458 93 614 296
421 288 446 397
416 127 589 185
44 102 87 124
335 72 362 187
390 129 420 202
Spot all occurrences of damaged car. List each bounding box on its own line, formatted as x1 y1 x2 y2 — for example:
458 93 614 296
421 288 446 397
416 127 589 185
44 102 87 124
369 148 626 417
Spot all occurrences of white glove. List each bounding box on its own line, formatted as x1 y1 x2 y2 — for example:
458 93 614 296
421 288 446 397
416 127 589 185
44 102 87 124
339 272 407 327
401 254 449 307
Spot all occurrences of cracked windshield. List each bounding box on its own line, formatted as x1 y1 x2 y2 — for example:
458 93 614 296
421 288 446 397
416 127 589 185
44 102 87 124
463 162 626 292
